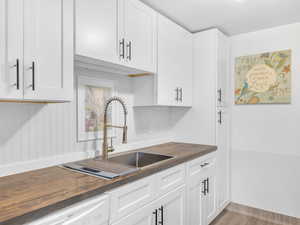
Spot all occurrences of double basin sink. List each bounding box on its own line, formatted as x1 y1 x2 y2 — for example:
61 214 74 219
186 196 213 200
63 152 173 179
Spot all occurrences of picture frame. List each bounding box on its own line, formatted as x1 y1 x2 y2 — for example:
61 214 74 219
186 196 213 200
77 76 116 142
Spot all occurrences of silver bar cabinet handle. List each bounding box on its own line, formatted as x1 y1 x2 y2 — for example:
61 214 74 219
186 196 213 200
12 59 20 90
29 62 35 91
119 38 125 59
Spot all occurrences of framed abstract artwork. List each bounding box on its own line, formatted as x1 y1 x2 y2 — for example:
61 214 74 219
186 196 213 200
77 76 116 141
235 49 291 104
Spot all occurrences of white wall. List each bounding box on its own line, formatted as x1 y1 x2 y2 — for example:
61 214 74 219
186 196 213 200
230 23 300 218
0 68 174 176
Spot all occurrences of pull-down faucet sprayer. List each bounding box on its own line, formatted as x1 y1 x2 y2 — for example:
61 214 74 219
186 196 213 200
101 97 128 160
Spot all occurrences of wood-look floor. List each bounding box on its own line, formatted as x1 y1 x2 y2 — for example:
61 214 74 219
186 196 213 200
211 210 300 225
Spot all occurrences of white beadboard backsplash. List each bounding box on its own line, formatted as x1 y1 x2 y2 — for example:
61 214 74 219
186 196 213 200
0 68 174 176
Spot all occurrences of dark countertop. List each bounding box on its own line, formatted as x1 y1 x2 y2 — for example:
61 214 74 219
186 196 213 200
0 142 217 225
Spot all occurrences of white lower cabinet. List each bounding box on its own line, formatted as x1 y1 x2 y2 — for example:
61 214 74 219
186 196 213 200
111 185 186 225
187 156 216 225
156 185 186 225
26 154 224 225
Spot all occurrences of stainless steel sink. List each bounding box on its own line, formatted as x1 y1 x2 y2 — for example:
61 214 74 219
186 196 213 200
108 152 173 168
62 152 173 180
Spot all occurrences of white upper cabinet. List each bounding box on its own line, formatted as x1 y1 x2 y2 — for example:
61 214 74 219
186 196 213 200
122 0 157 73
216 32 229 107
23 0 73 102
76 0 119 65
156 14 193 107
133 14 193 107
0 0 23 100
0 0 73 102
76 0 157 74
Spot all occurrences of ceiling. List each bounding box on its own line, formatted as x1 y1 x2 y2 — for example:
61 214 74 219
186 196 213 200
140 0 300 35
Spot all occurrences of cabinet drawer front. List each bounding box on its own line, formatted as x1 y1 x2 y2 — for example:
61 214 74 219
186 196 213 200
27 195 109 225
109 175 156 223
187 156 215 178
156 164 186 196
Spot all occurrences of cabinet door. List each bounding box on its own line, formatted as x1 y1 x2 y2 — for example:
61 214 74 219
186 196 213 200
216 108 229 210
23 0 73 102
206 172 216 224
158 185 186 225
157 14 192 106
216 32 228 107
176 32 193 107
76 0 120 65
122 0 157 73
187 174 205 225
0 0 23 99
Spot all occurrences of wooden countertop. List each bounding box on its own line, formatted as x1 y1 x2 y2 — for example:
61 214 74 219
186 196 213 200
0 142 217 225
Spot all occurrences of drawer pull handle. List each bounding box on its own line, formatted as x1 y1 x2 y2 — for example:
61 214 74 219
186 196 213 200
201 162 209 168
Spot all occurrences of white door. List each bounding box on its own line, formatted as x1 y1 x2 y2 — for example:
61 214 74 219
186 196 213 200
157 14 193 106
216 108 229 210
206 172 216 224
156 14 179 106
122 0 157 73
23 0 73 102
187 175 205 225
111 202 155 225
0 0 23 100
157 185 186 225
76 0 120 65
177 31 193 107
216 31 228 107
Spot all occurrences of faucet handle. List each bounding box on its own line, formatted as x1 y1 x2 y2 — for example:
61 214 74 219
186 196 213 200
108 137 115 153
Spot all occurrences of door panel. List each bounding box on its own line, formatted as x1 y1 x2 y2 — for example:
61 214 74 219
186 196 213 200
216 31 228 107
123 0 156 72
156 14 178 106
24 0 73 101
161 186 186 225
157 14 192 106
206 173 216 223
76 0 119 65
187 173 205 225
0 0 23 99
176 31 193 107
216 108 229 209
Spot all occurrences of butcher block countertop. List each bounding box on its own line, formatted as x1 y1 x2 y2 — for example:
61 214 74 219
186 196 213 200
0 142 217 225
